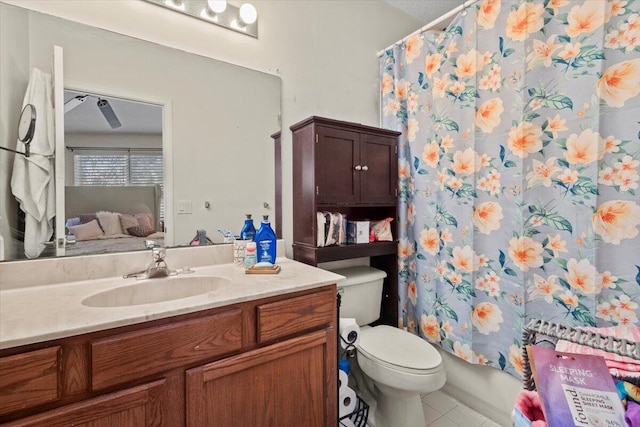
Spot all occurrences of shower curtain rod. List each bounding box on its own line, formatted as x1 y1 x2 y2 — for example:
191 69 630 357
376 0 480 57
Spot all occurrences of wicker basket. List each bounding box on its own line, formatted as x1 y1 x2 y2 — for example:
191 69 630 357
521 319 640 391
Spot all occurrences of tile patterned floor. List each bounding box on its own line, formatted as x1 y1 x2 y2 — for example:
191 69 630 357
422 391 503 427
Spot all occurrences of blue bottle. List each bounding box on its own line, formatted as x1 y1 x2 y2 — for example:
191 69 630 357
239 214 256 241
254 215 276 264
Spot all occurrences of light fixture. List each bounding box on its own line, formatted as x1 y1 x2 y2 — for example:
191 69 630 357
64 95 87 113
143 0 258 38
64 95 122 129
165 0 185 11
207 0 227 14
239 3 257 25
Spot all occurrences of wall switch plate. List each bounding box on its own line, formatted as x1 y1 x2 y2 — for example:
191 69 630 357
177 200 192 214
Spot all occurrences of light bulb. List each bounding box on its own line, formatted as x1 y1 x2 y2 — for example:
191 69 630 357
207 0 227 14
239 3 257 25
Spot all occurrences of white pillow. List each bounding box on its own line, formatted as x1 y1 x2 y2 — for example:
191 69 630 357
97 211 123 235
68 219 104 241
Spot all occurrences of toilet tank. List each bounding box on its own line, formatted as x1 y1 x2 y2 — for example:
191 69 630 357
330 266 387 326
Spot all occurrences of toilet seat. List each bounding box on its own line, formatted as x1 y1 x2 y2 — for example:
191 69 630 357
358 325 442 374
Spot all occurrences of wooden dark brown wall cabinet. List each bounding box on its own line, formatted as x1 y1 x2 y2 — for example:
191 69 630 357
290 116 400 326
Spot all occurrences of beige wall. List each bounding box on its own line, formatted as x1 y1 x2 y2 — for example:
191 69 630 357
0 4 29 259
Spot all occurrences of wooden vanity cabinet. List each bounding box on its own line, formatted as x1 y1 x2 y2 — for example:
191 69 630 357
290 116 400 325
0 285 337 427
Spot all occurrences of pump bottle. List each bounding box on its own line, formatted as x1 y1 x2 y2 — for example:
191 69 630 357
239 214 256 241
254 215 276 264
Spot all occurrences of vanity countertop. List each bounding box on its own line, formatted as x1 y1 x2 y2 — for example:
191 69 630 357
0 258 344 350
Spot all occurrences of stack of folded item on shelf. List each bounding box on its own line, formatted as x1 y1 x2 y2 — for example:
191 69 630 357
316 211 347 247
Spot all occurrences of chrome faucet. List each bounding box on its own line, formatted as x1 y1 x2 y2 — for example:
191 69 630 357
146 247 171 278
123 245 172 279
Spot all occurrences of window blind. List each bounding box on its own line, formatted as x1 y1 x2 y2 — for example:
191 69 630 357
73 150 164 218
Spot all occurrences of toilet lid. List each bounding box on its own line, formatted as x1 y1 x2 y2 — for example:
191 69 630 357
358 325 442 371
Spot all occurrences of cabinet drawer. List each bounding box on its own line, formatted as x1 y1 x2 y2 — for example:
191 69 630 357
0 346 61 416
1 380 165 427
91 309 242 390
257 289 335 343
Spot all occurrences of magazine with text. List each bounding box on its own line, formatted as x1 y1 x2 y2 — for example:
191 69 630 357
527 345 628 427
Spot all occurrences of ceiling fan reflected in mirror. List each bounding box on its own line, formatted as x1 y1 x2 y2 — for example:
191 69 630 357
64 95 122 129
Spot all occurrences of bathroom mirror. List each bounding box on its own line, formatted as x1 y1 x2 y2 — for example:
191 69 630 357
0 2 281 261
17 104 36 148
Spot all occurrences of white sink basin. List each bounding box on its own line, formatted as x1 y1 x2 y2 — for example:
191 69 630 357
82 275 231 308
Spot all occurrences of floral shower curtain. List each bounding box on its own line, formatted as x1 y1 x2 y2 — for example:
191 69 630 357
381 0 640 378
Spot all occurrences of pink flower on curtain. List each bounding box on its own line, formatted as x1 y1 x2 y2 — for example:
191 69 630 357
472 202 503 234
508 236 544 272
566 1 606 38
564 129 606 165
508 344 525 376
475 97 504 133
451 245 476 273
405 34 423 64
596 58 640 107
526 158 561 188
421 314 441 342
381 73 393 95
451 148 480 175
529 274 562 303
565 258 599 294
592 200 640 244
472 302 504 335
505 2 544 41
419 228 439 255
507 121 543 158
543 114 567 138
476 0 501 30
422 140 440 168
424 53 443 78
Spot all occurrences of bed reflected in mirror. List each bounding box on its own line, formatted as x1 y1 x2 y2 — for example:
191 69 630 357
62 90 165 257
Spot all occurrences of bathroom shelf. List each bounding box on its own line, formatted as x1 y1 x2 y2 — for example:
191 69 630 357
339 395 369 427
293 241 398 264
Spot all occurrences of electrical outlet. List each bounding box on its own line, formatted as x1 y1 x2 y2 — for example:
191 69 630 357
177 200 192 214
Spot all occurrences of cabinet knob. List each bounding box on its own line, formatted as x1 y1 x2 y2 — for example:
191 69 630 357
354 165 362 171
362 165 369 171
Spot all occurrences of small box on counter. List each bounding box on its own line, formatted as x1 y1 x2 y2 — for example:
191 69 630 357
347 220 369 244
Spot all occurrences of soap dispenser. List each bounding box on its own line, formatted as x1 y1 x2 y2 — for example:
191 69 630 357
254 215 276 264
239 214 256 241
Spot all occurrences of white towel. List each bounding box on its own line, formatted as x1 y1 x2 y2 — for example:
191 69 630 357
11 68 56 259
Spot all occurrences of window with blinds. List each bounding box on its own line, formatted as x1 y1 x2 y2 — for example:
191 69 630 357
73 150 164 218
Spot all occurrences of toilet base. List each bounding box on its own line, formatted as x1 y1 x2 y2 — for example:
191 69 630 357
374 388 426 427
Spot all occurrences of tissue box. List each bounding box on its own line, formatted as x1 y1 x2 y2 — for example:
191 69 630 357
347 220 369 244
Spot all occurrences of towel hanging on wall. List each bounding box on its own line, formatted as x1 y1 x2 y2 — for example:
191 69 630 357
10 68 56 259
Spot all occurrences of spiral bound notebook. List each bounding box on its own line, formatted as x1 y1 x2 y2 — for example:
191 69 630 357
527 345 627 427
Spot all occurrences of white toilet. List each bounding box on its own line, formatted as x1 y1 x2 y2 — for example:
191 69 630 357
334 266 446 427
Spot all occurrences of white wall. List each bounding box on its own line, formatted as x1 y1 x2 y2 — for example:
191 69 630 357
438 349 521 425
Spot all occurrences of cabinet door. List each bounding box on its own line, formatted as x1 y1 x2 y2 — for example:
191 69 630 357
2 380 166 427
186 330 336 427
360 133 398 204
316 126 360 204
